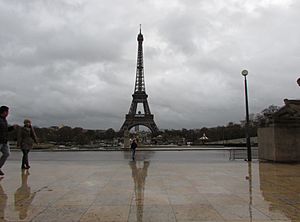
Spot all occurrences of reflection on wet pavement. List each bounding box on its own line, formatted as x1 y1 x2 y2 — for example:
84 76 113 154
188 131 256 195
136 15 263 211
129 161 149 222
259 163 300 221
0 151 299 221
0 178 8 221
14 170 36 220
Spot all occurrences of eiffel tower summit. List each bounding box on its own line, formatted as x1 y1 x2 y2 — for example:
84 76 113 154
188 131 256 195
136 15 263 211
120 26 159 134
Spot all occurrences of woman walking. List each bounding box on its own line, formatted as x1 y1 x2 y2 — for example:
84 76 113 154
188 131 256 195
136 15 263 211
17 119 38 169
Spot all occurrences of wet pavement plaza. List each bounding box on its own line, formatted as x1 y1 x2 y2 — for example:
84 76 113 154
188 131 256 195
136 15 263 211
1 150 300 222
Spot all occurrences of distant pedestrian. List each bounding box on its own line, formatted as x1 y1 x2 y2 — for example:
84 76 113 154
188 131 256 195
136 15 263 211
0 106 18 176
131 139 137 160
17 119 38 169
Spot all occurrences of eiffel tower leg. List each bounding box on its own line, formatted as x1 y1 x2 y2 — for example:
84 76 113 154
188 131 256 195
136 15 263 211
143 101 151 115
129 100 138 115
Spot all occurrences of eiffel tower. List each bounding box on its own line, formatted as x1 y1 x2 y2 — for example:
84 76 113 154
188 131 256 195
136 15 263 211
120 26 158 133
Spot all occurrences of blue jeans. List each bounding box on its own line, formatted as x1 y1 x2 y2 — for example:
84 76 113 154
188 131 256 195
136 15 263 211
0 143 10 168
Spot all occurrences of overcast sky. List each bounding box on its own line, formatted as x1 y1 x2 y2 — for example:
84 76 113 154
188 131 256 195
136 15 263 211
0 0 299 130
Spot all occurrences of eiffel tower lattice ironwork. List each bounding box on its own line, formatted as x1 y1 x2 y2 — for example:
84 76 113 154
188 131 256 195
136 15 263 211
120 26 158 133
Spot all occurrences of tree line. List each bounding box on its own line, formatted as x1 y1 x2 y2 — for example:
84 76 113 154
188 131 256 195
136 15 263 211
8 126 121 145
8 105 280 145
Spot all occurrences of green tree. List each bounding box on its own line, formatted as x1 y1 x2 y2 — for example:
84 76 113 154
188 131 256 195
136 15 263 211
104 128 115 140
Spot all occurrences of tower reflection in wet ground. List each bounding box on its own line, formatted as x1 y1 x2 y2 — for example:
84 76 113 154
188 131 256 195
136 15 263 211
0 151 299 221
129 160 149 222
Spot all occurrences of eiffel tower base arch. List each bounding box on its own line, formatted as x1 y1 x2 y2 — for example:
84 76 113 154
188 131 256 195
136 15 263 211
120 114 159 135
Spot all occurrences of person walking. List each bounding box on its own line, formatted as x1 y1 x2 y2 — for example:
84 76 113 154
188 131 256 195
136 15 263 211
131 139 138 160
17 119 38 169
0 106 18 176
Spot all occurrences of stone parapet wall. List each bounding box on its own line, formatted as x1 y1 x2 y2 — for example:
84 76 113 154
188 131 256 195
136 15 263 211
258 125 300 162
258 99 300 162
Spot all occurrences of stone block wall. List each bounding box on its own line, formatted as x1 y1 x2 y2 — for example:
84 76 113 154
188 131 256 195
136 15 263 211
258 124 300 162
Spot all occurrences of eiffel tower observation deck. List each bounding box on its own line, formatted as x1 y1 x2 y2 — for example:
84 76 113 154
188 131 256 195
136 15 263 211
120 26 158 133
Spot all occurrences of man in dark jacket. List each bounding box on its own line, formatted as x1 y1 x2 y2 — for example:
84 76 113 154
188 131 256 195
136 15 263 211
131 139 138 160
0 106 17 176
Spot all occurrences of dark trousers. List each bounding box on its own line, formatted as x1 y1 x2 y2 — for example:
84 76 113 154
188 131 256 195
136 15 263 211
132 148 136 159
21 149 30 167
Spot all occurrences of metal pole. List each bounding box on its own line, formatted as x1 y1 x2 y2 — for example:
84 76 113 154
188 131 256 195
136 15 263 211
244 75 252 161
247 162 253 221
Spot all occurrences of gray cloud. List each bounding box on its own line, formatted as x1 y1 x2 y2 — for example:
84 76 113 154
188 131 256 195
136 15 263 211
0 0 299 130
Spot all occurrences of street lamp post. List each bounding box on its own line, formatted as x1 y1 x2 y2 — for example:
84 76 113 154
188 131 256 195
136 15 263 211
242 70 252 161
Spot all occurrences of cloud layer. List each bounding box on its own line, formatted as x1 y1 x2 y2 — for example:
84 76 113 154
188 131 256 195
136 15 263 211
0 0 299 130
